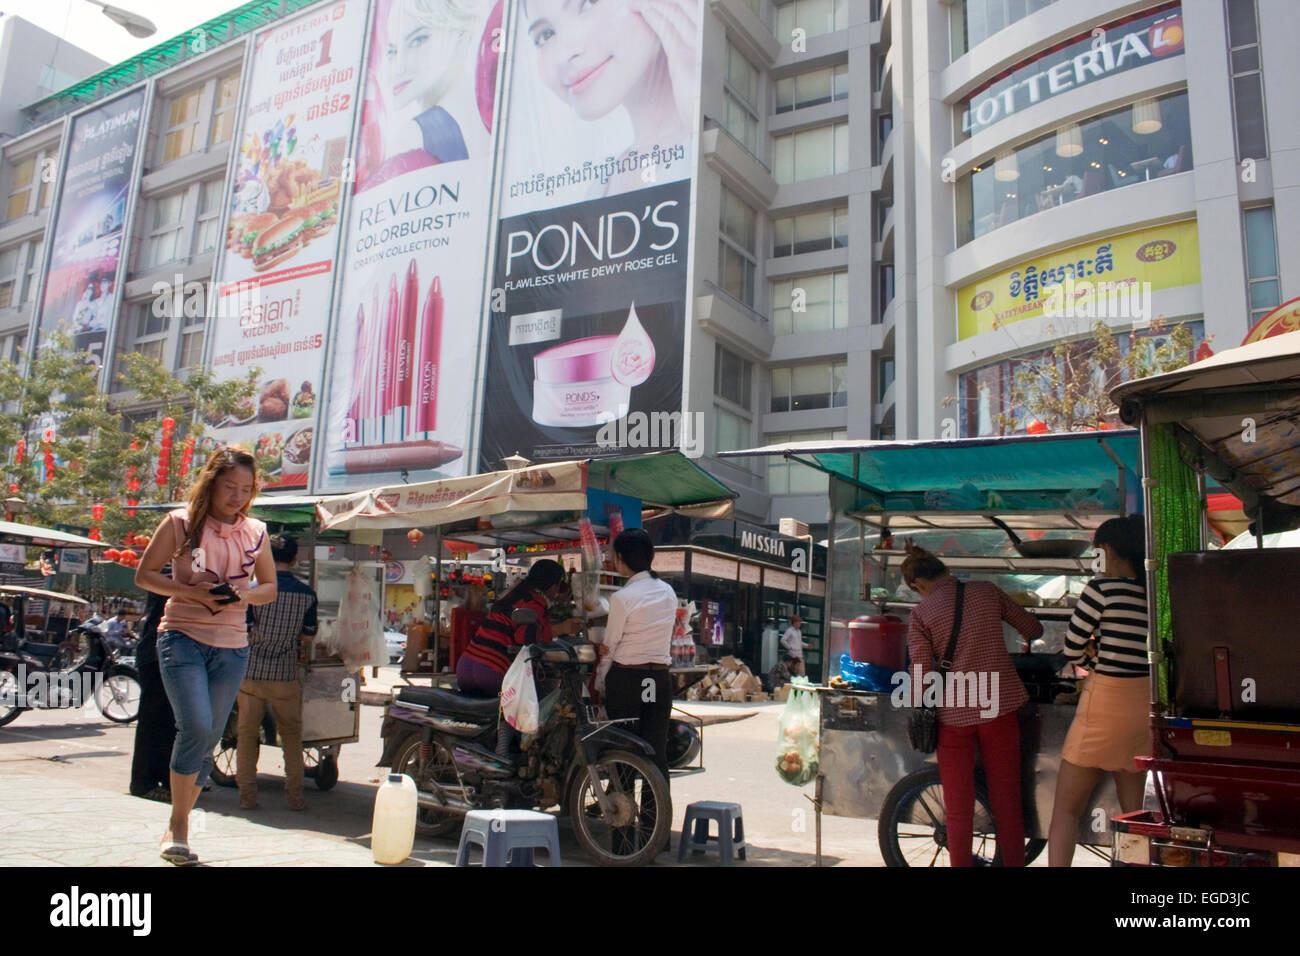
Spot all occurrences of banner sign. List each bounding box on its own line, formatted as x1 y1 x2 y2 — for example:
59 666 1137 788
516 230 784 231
957 220 1201 340
317 0 505 491
1242 295 1300 345
203 0 368 489
960 4 1184 138
36 88 146 366
478 0 704 469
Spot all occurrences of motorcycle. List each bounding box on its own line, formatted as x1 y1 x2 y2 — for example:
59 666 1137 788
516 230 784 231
378 610 676 866
0 589 142 727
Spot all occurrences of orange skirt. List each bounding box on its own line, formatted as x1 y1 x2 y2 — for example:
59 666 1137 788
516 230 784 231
1061 672 1150 772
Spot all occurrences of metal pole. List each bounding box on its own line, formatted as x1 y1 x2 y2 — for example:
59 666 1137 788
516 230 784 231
433 526 442 673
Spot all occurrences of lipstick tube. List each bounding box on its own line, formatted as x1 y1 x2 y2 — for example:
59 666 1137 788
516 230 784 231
347 302 366 441
412 275 443 436
330 440 464 475
378 272 401 440
396 258 419 413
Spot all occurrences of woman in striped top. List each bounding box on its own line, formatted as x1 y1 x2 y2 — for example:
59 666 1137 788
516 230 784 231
1048 514 1150 866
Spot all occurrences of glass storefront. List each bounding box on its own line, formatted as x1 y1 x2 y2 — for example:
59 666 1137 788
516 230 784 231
950 0 1061 60
958 90 1192 244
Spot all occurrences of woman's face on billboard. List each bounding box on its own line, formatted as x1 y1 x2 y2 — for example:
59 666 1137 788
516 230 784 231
385 1 465 112
526 0 662 121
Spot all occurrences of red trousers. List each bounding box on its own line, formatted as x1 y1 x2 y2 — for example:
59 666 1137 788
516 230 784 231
936 711 1025 867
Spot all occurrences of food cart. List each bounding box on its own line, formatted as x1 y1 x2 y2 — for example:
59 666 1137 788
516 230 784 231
723 432 1145 865
1107 331 1300 866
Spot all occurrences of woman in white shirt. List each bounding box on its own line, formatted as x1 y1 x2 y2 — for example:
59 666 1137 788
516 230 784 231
597 528 679 785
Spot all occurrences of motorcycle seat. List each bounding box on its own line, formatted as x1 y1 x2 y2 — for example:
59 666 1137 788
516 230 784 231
396 686 500 719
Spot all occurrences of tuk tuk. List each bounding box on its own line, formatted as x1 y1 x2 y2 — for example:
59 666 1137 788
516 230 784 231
1109 331 1300 866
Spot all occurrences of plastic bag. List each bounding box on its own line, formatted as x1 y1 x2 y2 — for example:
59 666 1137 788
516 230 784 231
332 568 385 671
837 653 899 692
775 677 820 785
500 647 539 734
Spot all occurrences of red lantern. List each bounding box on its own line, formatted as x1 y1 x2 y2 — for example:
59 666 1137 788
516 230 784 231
136 535 151 548
88 528 100 542
128 479 140 493
14 439 23 465
124 533 135 546
161 417 175 435
92 504 104 521
381 549 393 562
103 549 121 561
126 499 137 517
1026 420 1048 435
407 529 424 545
7 484 17 495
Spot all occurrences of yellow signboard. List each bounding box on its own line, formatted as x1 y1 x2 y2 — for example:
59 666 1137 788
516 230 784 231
957 221 1202 340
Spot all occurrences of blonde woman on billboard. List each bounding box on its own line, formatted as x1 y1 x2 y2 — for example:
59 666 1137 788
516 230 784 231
524 0 699 197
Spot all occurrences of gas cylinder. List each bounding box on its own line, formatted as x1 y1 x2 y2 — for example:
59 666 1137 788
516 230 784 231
371 773 417 864
848 614 907 670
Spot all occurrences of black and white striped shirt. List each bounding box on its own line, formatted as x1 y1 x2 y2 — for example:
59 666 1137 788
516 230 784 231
1065 578 1149 677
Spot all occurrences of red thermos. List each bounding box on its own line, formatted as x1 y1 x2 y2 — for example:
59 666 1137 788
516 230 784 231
848 614 907 670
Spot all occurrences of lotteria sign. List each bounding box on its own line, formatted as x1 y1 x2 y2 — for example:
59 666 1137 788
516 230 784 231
960 5 1185 138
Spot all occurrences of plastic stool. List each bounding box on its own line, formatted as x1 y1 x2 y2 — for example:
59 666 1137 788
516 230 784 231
678 801 746 865
455 809 562 867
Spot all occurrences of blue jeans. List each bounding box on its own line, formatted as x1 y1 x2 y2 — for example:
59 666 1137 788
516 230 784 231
157 630 249 786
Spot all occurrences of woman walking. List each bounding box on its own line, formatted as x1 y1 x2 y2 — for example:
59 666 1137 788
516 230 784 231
903 541 1042 867
1048 515 1150 866
135 447 278 865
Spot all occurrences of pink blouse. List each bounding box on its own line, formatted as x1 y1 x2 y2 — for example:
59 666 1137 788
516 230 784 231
158 508 268 649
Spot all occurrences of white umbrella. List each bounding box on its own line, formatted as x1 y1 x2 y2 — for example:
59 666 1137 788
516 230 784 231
1222 528 1300 549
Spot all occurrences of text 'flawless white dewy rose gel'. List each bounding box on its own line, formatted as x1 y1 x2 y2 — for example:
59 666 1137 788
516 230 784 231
531 305 656 427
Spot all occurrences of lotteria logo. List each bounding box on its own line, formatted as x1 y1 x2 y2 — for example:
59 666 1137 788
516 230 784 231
740 531 786 557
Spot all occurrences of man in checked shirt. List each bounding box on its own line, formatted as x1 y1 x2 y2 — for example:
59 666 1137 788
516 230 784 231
235 535 318 811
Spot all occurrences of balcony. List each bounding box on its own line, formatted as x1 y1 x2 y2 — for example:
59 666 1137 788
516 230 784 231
710 0 780 65
696 282 775 361
701 121 777 209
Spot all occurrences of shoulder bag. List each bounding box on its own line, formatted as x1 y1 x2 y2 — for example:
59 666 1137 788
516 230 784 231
906 581 965 754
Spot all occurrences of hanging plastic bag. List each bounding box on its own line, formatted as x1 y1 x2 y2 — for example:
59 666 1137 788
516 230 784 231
333 568 385 671
500 647 539 734
775 677 820 785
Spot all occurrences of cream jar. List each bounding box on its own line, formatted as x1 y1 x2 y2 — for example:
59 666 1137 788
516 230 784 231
532 335 630 427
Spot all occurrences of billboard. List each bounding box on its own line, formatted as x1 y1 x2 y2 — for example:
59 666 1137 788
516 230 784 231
477 0 704 469
316 0 506 490
957 220 1202 340
203 0 368 489
36 88 146 367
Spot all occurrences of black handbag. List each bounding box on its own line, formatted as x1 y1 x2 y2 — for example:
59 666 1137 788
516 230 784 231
906 582 965 754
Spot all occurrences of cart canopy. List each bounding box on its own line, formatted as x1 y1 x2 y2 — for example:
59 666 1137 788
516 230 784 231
0 520 106 549
316 451 735 533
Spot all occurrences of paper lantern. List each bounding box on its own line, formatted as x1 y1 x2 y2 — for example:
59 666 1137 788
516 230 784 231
1055 123 1083 158
994 150 1019 181
103 549 121 561
92 504 104 521
407 529 424 544
124 533 135 547
14 440 23 465
1026 420 1048 435
161 417 175 434
1132 97 1162 135
88 528 100 542
135 535 151 548
8 484 17 495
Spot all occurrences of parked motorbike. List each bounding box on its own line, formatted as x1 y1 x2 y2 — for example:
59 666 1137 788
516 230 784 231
378 610 674 866
0 602 142 727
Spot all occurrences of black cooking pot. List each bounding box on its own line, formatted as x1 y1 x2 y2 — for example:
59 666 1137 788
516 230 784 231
991 517 1089 559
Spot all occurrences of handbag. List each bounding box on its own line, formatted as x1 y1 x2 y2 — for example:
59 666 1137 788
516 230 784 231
906 582 965 754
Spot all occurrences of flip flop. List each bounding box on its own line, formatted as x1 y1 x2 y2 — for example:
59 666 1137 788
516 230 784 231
159 839 198 865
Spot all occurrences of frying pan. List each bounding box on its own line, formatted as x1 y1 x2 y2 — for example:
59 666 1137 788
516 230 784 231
990 517 1089 559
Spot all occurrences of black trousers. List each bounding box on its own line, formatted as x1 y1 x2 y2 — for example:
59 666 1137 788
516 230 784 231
604 665 673 783
129 629 177 795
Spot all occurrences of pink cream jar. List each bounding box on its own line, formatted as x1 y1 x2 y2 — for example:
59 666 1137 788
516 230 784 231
532 335 631 427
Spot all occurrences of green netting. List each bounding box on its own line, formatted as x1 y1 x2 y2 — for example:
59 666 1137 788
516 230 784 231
1150 423 1201 706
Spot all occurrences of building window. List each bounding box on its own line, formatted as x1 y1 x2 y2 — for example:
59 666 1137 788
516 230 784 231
0 330 27 367
766 428 846 493
715 343 753 410
1227 0 1267 160
875 114 893 164
723 39 761 156
178 314 206 369
210 72 241 147
21 245 38 304
719 187 758 307
773 122 849 184
876 265 894 321
5 157 35 221
775 0 848 42
950 0 1060 59
0 247 20 309
770 360 847 413
874 201 888 241
126 302 172 366
772 271 848 335
773 206 848 257
958 90 1192 244
195 179 225 255
775 63 848 114
877 356 895 402
144 191 187 269
713 405 752 454
161 89 203 164
1244 206 1280 327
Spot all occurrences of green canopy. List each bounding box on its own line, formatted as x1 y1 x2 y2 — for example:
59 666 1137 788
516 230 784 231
585 451 736 512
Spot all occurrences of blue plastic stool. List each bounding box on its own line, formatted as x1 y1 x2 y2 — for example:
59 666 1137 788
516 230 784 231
456 809 562 867
678 801 746 865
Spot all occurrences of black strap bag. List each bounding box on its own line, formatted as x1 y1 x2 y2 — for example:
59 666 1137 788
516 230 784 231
906 582 965 754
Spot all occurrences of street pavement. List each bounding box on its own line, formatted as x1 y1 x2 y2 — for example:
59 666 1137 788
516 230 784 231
0 665 1101 867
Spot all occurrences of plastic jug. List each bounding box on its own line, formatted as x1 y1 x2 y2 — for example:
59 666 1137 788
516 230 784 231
371 773 417 864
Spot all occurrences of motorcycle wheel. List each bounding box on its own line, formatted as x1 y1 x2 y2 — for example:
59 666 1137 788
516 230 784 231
0 667 25 727
566 749 671 867
390 732 461 838
95 668 142 723
315 755 339 791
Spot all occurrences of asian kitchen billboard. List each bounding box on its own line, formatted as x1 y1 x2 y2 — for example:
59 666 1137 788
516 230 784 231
36 88 146 368
477 0 704 469
316 0 506 490
202 0 368 489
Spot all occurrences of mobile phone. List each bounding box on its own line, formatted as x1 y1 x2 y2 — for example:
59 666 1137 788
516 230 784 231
209 582 239 604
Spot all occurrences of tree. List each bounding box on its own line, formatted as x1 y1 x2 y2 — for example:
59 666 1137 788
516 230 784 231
992 319 1197 434
0 330 257 544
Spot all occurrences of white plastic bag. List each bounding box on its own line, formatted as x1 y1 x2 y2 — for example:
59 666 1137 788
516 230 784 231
333 568 385 671
499 648 539 734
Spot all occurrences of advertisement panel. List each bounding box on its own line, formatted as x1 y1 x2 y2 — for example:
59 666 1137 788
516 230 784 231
957 220 1201 340
317 0 505 490
203 0 368 489
478 0 704 469
36 89 146 366
959 4 1185 139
